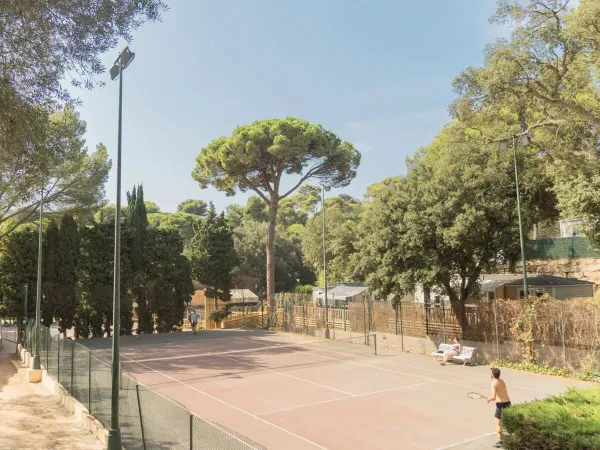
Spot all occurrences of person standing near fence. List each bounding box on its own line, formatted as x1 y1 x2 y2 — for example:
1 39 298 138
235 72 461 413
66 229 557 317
190 311 198 335
487 367 511 448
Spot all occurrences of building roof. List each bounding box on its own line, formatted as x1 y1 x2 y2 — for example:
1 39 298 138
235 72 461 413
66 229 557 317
480 279 512 293
314 283 367 300
230 289 259 301
501 275 594 287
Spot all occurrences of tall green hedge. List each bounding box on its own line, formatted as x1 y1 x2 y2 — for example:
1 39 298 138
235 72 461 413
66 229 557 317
503 388 600 449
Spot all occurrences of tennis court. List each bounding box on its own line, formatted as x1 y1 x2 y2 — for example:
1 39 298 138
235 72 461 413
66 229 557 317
86 329 596 450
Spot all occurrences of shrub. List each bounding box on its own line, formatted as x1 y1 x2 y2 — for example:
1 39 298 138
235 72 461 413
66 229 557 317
503 388 600 450
208 308 230 323
294 285 314 294
493 360 600 384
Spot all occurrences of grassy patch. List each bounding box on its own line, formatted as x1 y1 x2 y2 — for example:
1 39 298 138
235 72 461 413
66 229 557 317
493 360 600 383
503 387 600 450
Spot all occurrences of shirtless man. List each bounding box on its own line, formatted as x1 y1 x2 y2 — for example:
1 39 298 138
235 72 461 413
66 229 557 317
487 367 511 448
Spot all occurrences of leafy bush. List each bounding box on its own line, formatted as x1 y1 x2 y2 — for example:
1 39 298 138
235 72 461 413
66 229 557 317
493 360 600 383
503 388 600 450
294 285 314 294
208 308 230 323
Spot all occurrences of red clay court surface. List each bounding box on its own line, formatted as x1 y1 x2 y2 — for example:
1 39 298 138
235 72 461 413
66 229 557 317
87 329 597 450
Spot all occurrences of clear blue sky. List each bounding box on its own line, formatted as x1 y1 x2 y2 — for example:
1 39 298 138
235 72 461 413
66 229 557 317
73 1 508 213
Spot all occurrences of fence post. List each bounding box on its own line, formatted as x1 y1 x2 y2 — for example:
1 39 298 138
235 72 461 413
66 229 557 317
88 351 92 413
399 301 404 351
261 302 264 329
395 304 398 335
493 299 500 361
46 328 50 370
363 300 367 342
425 303 429 335
136 384 147 450
189 413 193 450
442 306 446 344
373 334 377 356
70 340 74 394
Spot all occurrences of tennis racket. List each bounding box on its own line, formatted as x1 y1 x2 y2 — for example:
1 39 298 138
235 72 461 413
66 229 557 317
467 392 486 400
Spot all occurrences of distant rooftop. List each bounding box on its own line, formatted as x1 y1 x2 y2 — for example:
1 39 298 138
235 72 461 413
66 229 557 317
501 275 593 287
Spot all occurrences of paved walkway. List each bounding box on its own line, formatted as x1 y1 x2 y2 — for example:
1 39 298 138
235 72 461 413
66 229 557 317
0 345 102 450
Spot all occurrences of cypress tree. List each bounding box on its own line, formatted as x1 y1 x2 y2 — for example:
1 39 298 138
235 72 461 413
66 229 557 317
55 215 80 337
126 184 151 334
186 204 237 309
42 220 59 327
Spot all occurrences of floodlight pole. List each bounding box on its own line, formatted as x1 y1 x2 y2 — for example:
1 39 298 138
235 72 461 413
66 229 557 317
512 135 529 299
108 46 134 450
32 187 43 370
322 185 330 339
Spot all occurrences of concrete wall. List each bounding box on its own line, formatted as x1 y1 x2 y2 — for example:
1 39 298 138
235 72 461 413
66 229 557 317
554 284 595 300
514 257 600 285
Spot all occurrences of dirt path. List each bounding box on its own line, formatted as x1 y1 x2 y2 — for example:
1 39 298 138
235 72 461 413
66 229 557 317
0 354 102 450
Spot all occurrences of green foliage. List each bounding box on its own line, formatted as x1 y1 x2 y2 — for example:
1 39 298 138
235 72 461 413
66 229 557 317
146 228 194 333
193 117 360 300
232 220 315 294
186 204 237 302
0 108 111 241
144 201 160 214
208 308 230 323
0 228 38 319
77 221 133 338
177 199 208 217
502 387 600 450
302 194 362 283
356 121 549 325
42 220 59 327
294 285 315 294
126 184 151 333
0 1 167 107
148 211 201 248
54 215 80 335
492 360 600 384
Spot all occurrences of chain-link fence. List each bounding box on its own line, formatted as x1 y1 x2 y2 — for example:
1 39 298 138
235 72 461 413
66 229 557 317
22 321 266 450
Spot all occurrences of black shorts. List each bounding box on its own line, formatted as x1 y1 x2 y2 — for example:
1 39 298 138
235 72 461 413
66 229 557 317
191 322 198 327
495 401 511 419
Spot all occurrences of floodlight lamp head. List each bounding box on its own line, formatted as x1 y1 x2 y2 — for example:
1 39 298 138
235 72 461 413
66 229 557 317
498 140 509 152
120 47 135 69
519 134 531 147
109 64 120 80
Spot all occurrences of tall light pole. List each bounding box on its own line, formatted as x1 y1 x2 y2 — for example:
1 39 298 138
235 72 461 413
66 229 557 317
107 46 135 450
32 187 43 371
499 131 531 299
322 185 330 339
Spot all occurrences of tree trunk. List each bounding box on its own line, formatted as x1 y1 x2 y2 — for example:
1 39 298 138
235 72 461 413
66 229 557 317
266 197 279 309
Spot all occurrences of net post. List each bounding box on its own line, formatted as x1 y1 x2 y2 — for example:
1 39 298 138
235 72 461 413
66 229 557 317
46 328 50 369
399 300 404 351
373 334 377 355
189 413 193 450
70 340 75 393
57 336 60 383
88 351 92 413
135 384 147 450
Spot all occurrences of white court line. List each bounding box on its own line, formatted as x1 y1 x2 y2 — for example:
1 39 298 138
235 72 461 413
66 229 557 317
256 380 438 416
236 337 550 396
122 354 328 450
435 432 496 449
217 353 356 397
233 337 439 382
121 338 344 364
370 358 551 395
